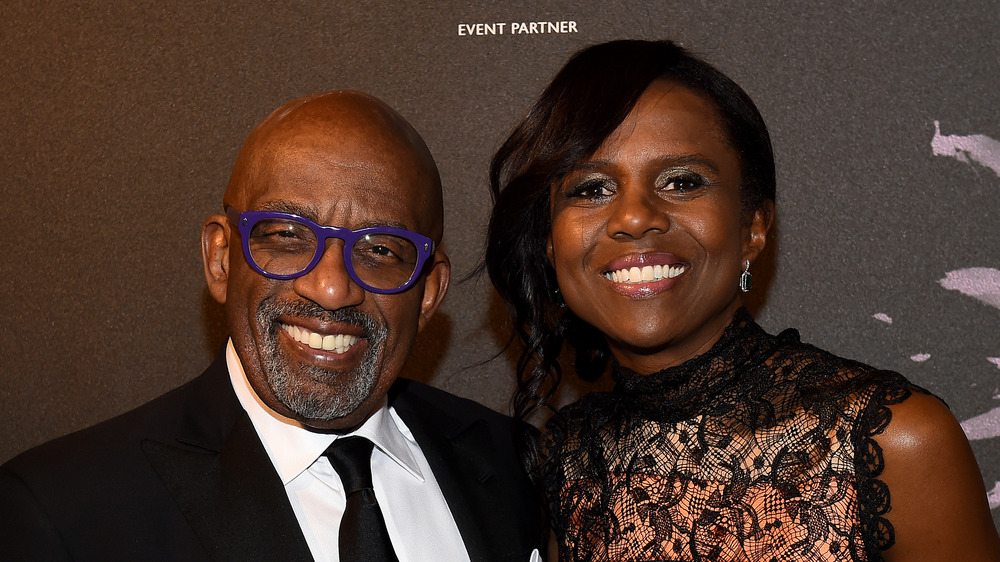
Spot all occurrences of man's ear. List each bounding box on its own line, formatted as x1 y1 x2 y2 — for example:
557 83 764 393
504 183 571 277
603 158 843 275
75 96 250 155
416 251 451 332
202 214 231 304
743 201 774 264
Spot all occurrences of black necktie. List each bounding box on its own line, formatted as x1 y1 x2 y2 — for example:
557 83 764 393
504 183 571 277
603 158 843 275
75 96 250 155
324 437 399 562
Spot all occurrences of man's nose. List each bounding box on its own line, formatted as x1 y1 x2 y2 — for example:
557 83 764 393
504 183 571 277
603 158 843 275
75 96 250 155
292 241 366 310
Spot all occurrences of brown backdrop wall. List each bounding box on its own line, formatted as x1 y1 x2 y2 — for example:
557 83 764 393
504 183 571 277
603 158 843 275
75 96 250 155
3 0 999 528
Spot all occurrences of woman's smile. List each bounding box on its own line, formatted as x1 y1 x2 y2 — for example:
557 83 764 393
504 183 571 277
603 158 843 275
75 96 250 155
599 252 688 297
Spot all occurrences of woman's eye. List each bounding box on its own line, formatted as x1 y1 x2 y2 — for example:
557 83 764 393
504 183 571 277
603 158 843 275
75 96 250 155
567 178 613 199
662 173 705 193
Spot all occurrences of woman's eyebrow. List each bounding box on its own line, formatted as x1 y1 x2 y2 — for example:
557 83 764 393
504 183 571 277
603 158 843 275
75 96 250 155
650 154 720 173
571 154 720 174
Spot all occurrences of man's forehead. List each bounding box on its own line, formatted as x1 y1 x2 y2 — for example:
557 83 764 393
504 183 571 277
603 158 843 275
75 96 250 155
235 150 437 234
260 129 416 174
224 91 443 238
247 109 431 188
241 137 430 195
248 198 417 232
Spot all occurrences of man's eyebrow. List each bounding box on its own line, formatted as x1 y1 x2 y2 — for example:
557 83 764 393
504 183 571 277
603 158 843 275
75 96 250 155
256 200 414 232
354 219 413 232
257 200 318 217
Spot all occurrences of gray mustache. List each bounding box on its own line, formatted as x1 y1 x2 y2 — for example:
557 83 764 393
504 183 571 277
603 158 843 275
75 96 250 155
257 298 382 340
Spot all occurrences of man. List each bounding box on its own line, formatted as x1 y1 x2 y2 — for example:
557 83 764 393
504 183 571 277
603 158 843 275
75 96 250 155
0 91 541 561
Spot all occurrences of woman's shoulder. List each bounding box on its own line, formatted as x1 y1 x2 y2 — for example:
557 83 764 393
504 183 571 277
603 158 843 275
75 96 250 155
765 330 922 401
760 332 1000 557
881 390 963 449
875 391 1000 559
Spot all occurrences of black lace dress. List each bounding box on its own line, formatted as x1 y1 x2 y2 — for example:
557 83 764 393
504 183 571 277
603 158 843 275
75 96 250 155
541 309 925 562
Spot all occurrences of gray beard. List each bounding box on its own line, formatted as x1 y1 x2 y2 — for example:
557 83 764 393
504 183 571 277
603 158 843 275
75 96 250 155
255 298 388 422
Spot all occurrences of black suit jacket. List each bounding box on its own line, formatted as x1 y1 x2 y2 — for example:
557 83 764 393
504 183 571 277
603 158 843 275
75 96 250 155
0 354 542 561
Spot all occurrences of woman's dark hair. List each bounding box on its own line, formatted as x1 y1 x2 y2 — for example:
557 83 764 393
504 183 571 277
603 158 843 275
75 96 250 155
484 39 776 467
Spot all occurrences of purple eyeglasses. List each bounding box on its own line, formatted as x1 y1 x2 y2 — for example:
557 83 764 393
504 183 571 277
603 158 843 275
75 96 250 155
226 207 435 294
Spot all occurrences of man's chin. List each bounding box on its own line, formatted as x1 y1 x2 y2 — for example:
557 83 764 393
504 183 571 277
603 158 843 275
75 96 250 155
266 364 380 425
250 303 389 429
294 398 384 432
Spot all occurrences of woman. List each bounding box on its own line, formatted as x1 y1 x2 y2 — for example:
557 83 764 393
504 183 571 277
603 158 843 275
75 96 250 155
484 40 1000 561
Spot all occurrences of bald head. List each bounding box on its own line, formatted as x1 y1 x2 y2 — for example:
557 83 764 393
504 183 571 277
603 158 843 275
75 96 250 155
224 90 444 240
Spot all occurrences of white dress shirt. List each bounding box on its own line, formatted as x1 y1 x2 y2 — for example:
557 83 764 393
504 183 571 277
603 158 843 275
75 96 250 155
226 340 471 562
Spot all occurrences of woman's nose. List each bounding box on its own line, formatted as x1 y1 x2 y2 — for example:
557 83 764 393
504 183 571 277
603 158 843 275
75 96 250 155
606 187 669 239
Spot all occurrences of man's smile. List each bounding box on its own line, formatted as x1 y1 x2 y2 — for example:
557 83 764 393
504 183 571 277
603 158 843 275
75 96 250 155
280 323 360 354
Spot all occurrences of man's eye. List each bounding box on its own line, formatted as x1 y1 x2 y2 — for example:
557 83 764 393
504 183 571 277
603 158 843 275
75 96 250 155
251 221 315 246
369 244 395 257
354 234 418 266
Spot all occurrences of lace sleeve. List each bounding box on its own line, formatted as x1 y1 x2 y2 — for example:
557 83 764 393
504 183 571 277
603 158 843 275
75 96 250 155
851 374 919 557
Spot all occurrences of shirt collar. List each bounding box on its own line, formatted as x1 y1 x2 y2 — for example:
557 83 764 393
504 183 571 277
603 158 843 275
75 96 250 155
225 339 424 485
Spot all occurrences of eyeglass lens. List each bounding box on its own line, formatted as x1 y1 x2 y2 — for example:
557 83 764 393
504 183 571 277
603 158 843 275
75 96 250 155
247 218 420 290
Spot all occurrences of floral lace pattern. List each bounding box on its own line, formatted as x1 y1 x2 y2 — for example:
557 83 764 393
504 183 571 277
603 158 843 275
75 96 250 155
541 309 921 561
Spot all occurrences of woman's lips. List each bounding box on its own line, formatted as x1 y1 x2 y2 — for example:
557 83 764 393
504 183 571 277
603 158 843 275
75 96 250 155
603 252 687 283
599 253 688 297
604 263 687 284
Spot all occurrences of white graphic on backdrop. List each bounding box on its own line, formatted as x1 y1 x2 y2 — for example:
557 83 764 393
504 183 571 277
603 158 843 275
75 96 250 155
929 123 1000 507
944 268 1000 441
963 403 1000 440
989 482 1000 511
873 312 893 324
931 121 1000 178
940 268 1000 310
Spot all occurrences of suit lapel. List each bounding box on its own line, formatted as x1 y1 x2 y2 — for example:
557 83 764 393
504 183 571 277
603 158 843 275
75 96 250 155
406 416 496 560
141 355 313 561
391 382 527 562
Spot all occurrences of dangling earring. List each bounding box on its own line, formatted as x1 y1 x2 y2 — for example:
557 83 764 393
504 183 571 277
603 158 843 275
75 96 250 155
553 287 567 308
739 260 752 293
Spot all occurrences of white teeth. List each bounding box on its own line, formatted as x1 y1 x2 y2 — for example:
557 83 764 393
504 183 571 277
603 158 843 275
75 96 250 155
322 334 336 350
281 324 359 354
604 264 687 284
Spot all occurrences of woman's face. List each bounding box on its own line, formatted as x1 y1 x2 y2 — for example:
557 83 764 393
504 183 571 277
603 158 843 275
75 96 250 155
548 80 769 374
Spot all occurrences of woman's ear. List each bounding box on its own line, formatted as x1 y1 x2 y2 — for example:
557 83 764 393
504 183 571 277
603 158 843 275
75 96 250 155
202 214 231 304
743 201 774 264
